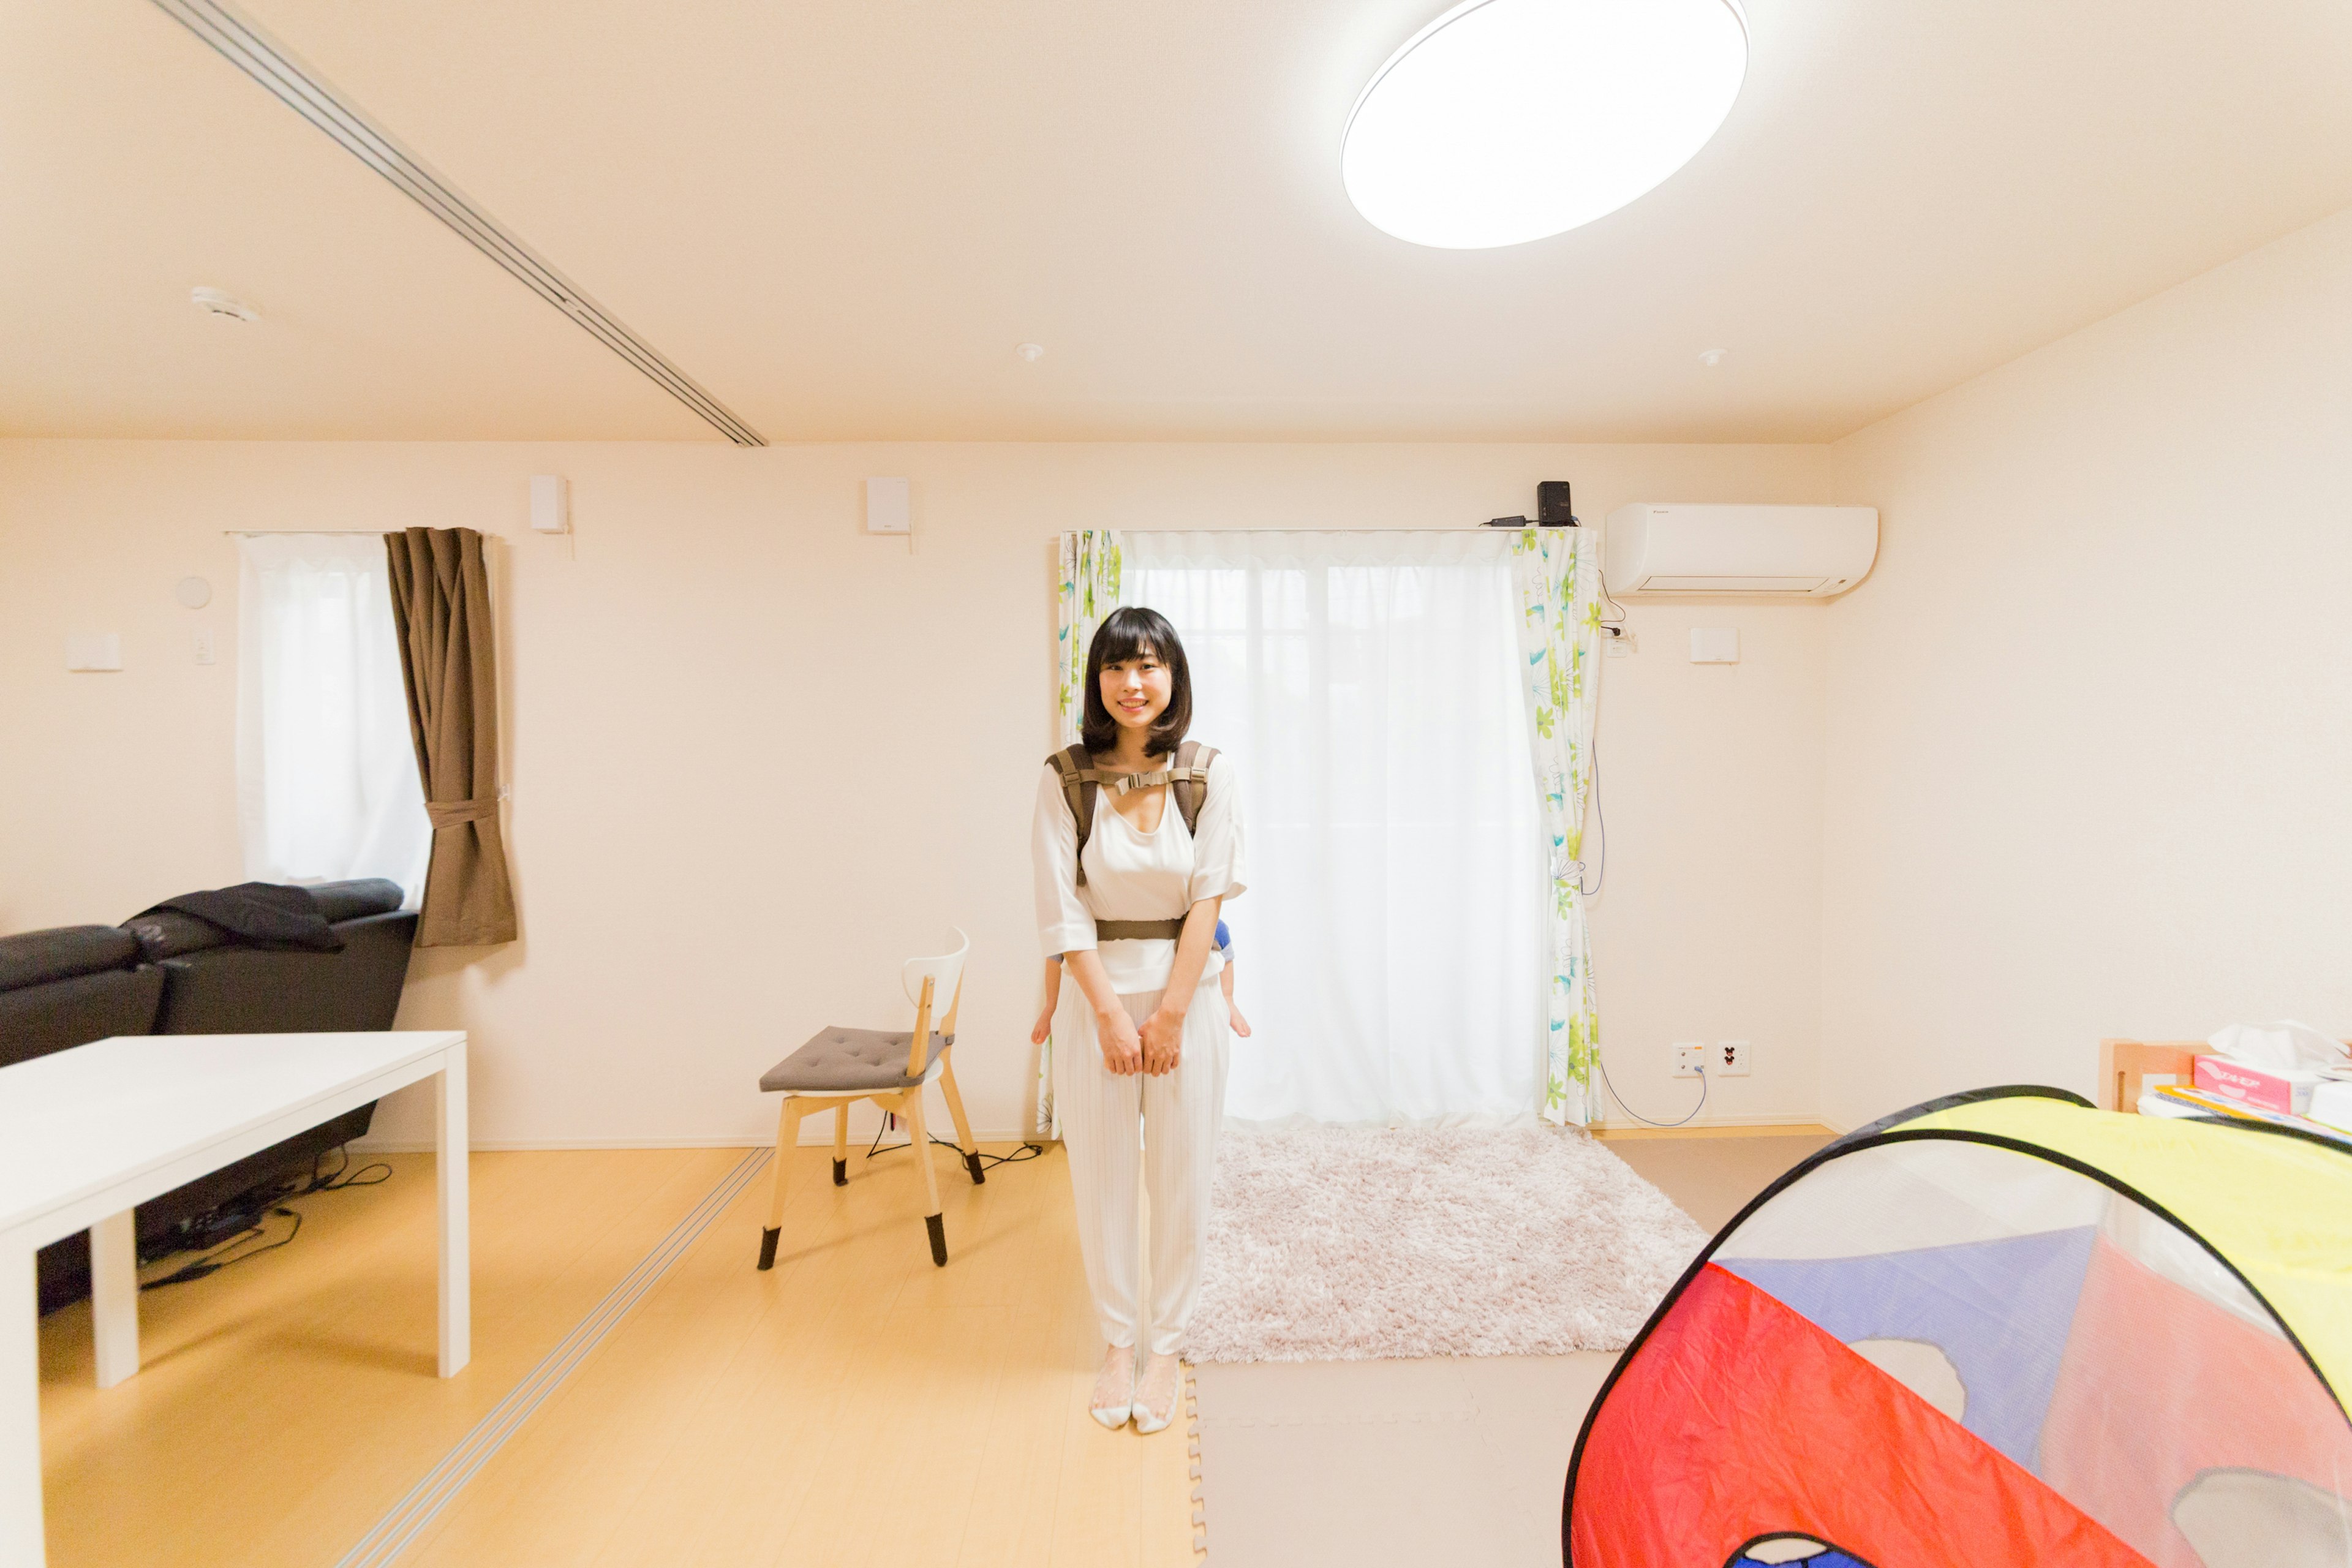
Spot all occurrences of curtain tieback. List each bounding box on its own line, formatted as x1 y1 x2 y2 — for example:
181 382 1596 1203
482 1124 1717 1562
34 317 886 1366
426 797 499 830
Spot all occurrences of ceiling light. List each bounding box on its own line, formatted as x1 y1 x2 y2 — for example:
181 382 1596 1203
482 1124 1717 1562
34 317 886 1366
1016 342 1046 363
1343 0 1748 250
190 286 259 323
1698 347 1727 368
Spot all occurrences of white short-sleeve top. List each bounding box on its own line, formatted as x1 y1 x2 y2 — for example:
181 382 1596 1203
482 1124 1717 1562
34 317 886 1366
1032 751 1247 995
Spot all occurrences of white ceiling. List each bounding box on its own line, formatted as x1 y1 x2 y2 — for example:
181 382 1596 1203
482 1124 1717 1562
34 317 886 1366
7 0 2352 443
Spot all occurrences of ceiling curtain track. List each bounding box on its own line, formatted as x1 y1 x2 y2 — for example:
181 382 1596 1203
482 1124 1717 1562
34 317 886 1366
149 0 765 447
385 527 518 947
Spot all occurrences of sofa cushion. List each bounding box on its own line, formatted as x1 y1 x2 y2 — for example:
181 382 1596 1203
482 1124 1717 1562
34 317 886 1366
760 1027 956 1093
133 882 341 952
311 878 407 923
154 910 419 1035
0 925 140 992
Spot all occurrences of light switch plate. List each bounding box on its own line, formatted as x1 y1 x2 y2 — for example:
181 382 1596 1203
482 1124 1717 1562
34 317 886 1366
1690 627 1740 663
193 629 217 665
66 632 122 671
865 477 911 534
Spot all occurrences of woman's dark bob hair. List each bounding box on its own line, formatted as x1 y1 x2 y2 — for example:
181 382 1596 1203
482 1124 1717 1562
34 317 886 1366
1082 606 1192 757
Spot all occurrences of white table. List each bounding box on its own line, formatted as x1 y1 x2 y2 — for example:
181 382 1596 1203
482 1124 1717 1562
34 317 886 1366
0 1031 467 1568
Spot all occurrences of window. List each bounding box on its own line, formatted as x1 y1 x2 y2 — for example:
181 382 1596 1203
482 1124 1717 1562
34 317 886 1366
235 534 430 901
1128 530 1544 1126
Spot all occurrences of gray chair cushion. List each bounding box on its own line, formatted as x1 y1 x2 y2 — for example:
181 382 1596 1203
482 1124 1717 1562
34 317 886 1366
761 1028 954 1093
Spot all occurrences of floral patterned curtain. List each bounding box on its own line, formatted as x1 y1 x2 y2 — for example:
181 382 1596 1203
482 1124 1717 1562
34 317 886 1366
1041 530 1123 1134
1509 530 1604 1126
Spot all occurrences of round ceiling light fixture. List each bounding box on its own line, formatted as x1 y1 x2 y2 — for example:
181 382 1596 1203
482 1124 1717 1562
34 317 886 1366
1343 0 1748 250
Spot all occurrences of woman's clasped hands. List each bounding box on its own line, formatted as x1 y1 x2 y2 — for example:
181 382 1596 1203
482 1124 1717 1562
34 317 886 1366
1096 1004 1185 1076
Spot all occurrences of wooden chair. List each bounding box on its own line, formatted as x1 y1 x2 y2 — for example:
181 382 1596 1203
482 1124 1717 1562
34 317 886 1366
755 930 982 1269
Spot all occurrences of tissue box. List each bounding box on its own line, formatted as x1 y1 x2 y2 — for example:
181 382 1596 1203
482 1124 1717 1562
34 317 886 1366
2310 1080 2352 1135
2194 1054 2326 1116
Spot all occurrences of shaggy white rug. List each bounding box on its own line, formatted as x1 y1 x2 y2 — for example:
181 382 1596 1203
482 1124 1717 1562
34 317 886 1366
1185 1128 1709 1363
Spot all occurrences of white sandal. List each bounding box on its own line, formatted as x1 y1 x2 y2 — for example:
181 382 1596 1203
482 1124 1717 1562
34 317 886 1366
1090 1345 1136 1430
1131 1352 1181 1434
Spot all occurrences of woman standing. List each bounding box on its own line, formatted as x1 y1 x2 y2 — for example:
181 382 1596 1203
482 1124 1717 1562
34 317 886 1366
1033 606 1245 1434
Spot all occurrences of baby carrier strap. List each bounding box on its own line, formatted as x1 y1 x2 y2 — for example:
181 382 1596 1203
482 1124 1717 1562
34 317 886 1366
1047 744 1100 887
1169 741 1219 836
1047 741 1220 891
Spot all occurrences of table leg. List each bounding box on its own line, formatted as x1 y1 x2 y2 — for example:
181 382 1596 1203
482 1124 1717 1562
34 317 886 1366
90 1209 139 1389
435 1046 471 1378
3 1243 47 1567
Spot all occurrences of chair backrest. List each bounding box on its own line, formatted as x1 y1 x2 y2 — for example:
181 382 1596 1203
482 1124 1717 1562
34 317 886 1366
903 929 970 1078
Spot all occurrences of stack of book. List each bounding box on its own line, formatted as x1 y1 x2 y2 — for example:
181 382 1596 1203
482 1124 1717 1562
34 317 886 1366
2139 1055 2352 1147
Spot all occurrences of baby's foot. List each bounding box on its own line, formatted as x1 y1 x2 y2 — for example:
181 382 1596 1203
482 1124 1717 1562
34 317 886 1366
1230 1005 1252 1038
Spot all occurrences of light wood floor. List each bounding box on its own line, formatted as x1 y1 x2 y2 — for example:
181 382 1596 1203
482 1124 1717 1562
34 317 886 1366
37 1140 1194 1567
1193 1131 1841 1567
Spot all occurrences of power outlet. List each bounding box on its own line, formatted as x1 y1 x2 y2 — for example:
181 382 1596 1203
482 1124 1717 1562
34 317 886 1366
1673 1042 1706 1078
1716 1041 1752 1077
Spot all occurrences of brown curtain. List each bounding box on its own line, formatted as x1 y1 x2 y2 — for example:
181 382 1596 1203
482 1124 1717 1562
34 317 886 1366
386 527 518 946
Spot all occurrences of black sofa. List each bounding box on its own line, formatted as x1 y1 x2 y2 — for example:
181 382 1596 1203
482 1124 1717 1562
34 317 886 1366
0 879 418 1312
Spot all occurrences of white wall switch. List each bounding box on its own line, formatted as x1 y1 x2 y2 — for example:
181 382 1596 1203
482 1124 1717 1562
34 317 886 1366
1716 1040 1752 1077
530 474 570 533
192 629 217 665
1673 1042 1706 1078
1689 627 1740 663
66 633 122 672
865 477 911 535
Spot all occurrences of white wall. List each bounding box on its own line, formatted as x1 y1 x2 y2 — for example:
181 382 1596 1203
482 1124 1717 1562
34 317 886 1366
1819 206 2352 1130
0 440 1838 1145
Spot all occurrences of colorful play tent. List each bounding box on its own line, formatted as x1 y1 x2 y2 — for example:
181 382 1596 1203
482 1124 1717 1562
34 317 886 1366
1564 1087 2352 1568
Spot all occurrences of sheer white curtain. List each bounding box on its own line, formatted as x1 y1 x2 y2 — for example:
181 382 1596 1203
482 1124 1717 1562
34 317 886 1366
236 535 431 902
1127 530 1545 1127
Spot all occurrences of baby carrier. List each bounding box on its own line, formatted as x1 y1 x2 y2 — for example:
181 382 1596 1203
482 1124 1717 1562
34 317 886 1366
1047 741 1218 940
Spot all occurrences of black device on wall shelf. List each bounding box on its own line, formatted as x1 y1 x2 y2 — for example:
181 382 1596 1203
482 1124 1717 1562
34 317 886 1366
1483 480 1577 529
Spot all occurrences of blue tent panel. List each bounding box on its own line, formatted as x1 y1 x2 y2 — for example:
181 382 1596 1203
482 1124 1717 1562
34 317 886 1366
1717 1226 2097 1468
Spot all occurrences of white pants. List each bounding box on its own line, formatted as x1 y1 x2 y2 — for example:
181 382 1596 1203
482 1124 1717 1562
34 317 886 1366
1056 976 1231 1357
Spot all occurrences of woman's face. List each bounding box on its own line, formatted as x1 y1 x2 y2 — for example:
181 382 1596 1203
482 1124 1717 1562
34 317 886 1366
1099 648 1172 740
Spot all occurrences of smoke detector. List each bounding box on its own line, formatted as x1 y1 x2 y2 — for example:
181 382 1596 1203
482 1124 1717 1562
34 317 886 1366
190 287 259 323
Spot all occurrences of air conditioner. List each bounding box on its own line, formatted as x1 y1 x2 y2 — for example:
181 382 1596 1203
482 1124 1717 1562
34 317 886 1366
1602 503 1879 597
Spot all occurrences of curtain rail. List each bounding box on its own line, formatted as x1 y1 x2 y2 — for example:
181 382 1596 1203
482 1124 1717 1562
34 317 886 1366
222 529 392 536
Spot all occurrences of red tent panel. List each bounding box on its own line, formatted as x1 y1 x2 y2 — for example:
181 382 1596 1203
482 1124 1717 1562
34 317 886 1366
1569 1264 2155 1568
2038 1233 2352 1568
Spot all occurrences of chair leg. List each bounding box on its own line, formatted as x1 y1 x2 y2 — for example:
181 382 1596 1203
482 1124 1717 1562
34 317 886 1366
938 1051 985 1185
903 1088 947 1267
832 1103 850 1186
758 1098 806 1270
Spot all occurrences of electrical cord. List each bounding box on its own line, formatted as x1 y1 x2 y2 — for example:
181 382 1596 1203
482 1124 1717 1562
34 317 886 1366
864 1115 1046 1170
1597 1056 1707 1129
137 1147 392 1291
1577 733 1608 897
142 1205 303 1289
295 1145 393 1193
